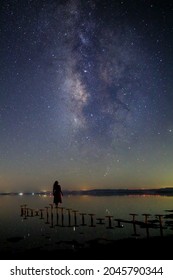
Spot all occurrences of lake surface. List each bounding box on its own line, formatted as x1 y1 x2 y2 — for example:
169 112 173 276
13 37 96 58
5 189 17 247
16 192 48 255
1 194 173 257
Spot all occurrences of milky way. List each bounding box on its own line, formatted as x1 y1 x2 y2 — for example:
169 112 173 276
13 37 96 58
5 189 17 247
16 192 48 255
1 0 173 191
42 1 154 146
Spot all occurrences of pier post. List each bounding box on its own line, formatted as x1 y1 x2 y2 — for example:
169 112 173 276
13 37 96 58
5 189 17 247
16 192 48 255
88 214 96 227
45 206 50 224
66 208 72 227
59 207 65 227
55 206 59 226
34 209 39 216
39 209 44 219
20 205 24 216
23 204 27 219
30 208 34 217
129 213 139 237
72 210 79 227
105 215 114 229
142 213 151 238
155 214 164 237
79 213 87 226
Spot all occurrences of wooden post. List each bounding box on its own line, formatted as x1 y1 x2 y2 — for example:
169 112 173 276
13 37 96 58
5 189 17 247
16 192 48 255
23 204 27 219
45 206 49 224
129 213 139 237
30 208 34 217
66 208 72 227
34 209 39 216
72 210 79 227
20 205 24 216
55 206 59 226
88 214 96 227
59 207 65 227
39 209 44 219
105 215 114 229
79 213 87 226
142 213 151 238
50 208 54 228
155 214 164 237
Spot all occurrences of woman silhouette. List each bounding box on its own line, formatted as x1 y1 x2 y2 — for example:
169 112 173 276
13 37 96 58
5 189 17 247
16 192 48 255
53 180 63 208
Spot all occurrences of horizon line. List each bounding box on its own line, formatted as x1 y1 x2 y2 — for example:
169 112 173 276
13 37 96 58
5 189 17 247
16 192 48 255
1 187 173 196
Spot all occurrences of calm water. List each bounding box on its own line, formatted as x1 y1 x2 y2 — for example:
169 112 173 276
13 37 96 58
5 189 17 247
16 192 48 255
1 194 173 255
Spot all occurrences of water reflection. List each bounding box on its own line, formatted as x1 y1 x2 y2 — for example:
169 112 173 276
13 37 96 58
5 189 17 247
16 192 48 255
20 201 173 241
1 194 173 257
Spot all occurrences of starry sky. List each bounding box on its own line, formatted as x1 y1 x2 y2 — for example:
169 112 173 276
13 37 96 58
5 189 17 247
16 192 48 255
1 0 173 192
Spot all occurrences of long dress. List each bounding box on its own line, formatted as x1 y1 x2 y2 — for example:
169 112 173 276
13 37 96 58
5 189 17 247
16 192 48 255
53 184 62 205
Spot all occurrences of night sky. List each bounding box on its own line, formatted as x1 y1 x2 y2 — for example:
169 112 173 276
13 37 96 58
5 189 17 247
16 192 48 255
1 0 173 192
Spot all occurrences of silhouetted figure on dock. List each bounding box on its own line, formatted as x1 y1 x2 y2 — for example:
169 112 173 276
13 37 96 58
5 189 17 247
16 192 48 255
53 180 63 208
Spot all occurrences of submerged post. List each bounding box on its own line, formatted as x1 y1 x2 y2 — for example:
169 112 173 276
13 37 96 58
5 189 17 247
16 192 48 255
59 207 65 227
45 206 50 224
155 214 164 237
129 213 139 237
55 206 59 226
66 208 72 227
142 213 151 238
72 210 79 227
39 209 44 219
79 213 87 226
105 215 114 229
88 213 96 227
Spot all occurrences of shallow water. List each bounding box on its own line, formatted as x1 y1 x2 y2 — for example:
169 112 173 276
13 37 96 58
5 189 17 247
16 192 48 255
0 194 173 256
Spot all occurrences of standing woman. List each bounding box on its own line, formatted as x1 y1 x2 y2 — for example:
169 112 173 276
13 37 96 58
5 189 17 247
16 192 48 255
53 180 63 208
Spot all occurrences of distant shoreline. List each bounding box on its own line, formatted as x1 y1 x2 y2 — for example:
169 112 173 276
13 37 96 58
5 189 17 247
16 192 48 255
1 187 173 196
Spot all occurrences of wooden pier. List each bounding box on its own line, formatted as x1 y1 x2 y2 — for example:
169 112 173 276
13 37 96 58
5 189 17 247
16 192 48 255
20 204 172 240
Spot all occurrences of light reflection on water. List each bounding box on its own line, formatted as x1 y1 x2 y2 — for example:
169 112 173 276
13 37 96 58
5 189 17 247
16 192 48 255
1 194 173 254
